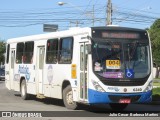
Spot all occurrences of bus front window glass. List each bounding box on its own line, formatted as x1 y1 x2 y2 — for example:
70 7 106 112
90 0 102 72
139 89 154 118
92 40 150 79
92 41 123 79
124 42 150 78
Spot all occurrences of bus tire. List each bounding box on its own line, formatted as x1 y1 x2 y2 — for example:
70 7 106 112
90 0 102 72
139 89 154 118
63 85 78 110
109 103 128 111
20 80 30 100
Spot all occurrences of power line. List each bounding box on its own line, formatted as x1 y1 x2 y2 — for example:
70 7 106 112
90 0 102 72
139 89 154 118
0 1 158 28
113 5 160 16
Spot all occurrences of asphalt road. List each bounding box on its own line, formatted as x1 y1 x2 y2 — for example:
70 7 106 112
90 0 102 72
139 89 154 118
0 80 160 120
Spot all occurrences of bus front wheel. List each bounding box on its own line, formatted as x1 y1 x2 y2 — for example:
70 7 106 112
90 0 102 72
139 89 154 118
63 85 78 110
20 80 30 100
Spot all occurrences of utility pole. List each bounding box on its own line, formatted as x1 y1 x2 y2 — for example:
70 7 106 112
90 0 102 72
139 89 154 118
70 21 82 27
107 0 112 25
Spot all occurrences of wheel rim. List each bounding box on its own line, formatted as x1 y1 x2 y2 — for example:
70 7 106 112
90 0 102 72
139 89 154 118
66 91 74 105
21 84 25 96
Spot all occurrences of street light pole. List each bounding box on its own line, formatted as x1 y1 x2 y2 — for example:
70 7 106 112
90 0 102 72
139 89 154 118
58 2 84 12
58 2 82 27
107 0 112 25
58 1 95 26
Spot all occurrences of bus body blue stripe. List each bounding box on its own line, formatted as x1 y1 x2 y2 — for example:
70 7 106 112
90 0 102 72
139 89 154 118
88 89 152 104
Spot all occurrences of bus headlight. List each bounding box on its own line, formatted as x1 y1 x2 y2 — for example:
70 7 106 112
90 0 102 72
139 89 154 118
144 81 152 92
91 80 105 92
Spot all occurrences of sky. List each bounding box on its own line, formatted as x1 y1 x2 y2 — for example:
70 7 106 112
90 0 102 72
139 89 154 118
0 0 159 40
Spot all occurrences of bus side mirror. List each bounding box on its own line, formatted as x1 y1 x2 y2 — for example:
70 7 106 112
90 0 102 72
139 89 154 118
86 44 91 54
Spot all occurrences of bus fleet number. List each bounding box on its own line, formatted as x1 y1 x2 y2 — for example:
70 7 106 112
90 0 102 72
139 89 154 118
108 60 120 66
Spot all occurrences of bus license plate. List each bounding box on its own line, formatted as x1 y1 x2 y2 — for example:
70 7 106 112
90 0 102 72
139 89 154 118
119 99 131 103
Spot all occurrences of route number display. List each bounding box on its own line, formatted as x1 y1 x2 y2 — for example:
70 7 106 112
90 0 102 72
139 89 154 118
106 60 120 69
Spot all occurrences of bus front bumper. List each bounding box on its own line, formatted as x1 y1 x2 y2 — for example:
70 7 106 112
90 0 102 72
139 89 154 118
88 89 152 104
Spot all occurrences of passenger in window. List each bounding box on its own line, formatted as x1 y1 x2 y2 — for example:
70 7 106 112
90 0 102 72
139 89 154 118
16 59 19 63
110 44 121 60
22 55 26 63
48 55 53 63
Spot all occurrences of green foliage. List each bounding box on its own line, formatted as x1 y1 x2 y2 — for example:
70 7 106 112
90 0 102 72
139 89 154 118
153 87 160 95
148 19 160 66
0 40 6 64
152 87 160 101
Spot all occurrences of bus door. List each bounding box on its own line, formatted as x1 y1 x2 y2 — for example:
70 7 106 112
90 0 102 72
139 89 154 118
36 46 45 94
79 42 89 101
10 49 15 90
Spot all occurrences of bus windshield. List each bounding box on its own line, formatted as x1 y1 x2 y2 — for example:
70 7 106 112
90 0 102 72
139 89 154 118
92 39 150 79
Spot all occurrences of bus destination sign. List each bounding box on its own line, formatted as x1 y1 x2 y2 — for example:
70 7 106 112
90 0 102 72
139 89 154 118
102 32 140 39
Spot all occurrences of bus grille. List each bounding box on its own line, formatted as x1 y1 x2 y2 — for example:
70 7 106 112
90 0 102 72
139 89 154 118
108 95 141 103
100 79 146 86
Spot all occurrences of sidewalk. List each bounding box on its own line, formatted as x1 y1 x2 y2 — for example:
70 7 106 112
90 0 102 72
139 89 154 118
153 79 160 88
153 79 160 83
152 79 160 104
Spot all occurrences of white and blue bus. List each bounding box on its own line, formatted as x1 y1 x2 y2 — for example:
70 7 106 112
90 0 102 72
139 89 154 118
5 26 153 110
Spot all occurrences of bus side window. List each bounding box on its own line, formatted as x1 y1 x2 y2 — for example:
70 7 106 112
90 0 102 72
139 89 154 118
23 41 34 64
59 37 73 64
6 44 10 64
16 42 24 64
46 39 58 64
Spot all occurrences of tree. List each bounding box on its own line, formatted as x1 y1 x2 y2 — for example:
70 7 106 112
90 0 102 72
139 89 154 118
0 40 6 65
148 19 160 78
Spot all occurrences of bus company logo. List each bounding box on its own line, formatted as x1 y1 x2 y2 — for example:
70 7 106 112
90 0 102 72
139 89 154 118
107 87 120 92
14 74 20 81
123 88 127 92
47 65 53 84
18 65 30 80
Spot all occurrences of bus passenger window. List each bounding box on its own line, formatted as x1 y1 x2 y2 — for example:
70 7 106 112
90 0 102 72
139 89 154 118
59 37 73 64
46 39 58 64
23 41 34 64
16 42 24 64
6 44 10 64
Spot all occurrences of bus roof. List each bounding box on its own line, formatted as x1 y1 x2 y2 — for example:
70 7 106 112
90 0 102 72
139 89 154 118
91 26 146 32
7 26 146 44
7 27 91 44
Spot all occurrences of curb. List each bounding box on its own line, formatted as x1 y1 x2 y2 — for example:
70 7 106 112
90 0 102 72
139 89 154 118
153 86 160 88
153 79 160 83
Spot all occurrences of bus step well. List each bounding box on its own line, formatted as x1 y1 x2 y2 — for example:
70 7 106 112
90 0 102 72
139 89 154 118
36 94 46 99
